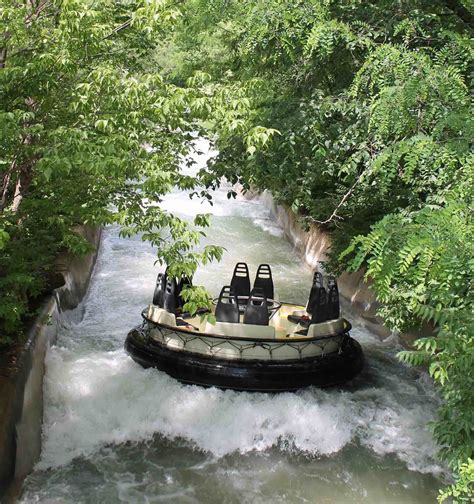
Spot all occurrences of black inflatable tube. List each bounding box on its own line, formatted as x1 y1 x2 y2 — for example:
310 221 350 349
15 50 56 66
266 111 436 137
124 328 364 392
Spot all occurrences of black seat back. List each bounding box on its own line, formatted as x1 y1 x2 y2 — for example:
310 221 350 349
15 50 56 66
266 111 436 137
177 275 193 309
215 286 240 323
306 271 323 314
163 277 179 314
230 262 251 297
243 288 269 326
327 276 340 320
311 286 328 323
152 272 166 307
253 264 274 300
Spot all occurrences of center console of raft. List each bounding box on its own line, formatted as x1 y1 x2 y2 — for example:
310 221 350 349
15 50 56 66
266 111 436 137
125 264 364 391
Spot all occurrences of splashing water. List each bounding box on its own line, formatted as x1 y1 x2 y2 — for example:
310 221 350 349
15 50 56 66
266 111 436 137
21 139 445 503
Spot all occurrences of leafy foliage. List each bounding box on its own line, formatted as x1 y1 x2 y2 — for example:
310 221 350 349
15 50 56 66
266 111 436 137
1 0 473 499
165 0 474 500
346 187 474 476
0 0 226 343
439 458 474 503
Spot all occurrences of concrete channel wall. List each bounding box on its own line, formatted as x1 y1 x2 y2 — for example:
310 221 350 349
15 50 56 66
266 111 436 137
249 191 438 344
241 190 392 339
0 226 101 501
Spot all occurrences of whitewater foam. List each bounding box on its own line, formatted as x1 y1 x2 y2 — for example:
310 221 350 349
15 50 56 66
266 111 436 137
37 337 444 477
27 137 446 502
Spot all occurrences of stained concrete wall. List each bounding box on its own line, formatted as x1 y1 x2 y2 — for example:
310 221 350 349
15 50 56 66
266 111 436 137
0 226 101 501
241 190 391 338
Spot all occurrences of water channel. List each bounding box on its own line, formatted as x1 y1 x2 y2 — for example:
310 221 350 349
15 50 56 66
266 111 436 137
21 140 446 503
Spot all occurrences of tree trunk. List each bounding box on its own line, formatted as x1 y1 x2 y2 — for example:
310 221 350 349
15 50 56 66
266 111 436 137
1 30 10 69
0 159 16 211
11 161 34 214
0 46 7 69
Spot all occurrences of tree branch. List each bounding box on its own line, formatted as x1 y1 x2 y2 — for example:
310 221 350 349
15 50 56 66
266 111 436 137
25 0 53 25
310 171 366 226
10 98 38 215
11 160 34 214
0 46 7 69
0 31 11 69
0 158 18 211
103 19 132 40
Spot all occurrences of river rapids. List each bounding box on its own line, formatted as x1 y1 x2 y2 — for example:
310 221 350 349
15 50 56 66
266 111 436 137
20 139 446 503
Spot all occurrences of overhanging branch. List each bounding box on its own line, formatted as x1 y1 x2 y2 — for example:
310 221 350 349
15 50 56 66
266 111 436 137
310 170 366 226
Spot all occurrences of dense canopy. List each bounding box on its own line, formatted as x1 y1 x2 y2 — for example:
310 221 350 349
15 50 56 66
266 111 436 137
1 1 472 501
0 0 225 341
160 0 474 499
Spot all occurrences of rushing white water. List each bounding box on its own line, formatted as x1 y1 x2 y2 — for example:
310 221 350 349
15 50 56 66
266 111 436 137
21 139 445 503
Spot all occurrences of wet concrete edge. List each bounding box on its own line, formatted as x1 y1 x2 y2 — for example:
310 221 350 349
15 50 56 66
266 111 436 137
0 226 102 503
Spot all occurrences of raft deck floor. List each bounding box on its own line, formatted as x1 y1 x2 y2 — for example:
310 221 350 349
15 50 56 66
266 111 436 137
175 303 307 339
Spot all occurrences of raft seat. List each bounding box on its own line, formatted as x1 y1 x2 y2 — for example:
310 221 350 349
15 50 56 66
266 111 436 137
307 318 346 338
152 272 166 307
253 264 274 300
203 320 275 339
147 305 177 327
163 277 179 314
230 262 251 297
215 286 240 323
306 271 323 314
243 288 269 326
327 275 340 320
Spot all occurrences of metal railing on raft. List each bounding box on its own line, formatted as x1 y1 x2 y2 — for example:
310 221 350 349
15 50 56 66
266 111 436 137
138 318 351 360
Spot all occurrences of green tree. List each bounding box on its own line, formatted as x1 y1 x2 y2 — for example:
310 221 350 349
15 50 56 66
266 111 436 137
165 0 473 500
0 0 223 343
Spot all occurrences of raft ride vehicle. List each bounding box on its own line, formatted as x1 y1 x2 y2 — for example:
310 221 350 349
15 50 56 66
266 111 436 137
125 263 364 391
